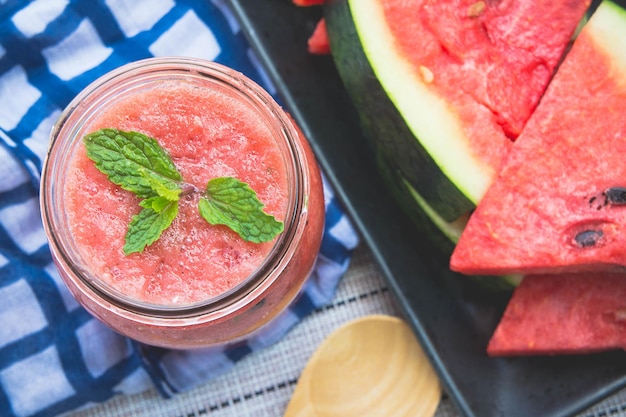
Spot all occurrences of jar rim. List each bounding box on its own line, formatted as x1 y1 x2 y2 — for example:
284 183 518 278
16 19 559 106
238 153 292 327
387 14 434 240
40 57 309 319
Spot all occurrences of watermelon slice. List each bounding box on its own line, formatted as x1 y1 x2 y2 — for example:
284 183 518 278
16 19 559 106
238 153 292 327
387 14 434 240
487 273 626 356
450 1 626 276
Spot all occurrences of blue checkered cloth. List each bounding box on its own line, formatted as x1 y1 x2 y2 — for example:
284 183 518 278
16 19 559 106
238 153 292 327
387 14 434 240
0 2 359 416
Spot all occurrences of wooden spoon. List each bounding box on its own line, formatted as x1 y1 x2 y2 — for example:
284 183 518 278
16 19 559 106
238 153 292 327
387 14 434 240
284 314 441 417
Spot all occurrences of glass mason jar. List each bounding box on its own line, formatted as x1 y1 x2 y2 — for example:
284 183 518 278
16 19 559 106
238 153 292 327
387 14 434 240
40 57 325 349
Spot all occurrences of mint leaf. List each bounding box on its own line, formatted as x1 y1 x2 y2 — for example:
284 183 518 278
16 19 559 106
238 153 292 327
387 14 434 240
198 177 284 243
84 129 182 198
124 201 178 255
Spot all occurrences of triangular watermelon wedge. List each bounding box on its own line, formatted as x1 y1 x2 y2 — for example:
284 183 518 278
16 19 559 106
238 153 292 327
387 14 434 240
487 272 626 356
450 1 626 276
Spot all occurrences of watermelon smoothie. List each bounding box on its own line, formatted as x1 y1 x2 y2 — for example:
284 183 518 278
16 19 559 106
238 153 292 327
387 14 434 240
40 58 325 348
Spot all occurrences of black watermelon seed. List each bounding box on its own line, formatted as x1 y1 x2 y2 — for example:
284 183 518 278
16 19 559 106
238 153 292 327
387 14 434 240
574 229 603 248
605 187 626 205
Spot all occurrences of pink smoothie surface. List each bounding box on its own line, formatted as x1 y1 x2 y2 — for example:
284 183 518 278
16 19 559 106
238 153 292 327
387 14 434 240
64 81 290 306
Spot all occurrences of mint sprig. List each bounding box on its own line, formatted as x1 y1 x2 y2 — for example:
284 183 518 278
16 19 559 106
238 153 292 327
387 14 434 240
83 129 284 254
199 177 285 243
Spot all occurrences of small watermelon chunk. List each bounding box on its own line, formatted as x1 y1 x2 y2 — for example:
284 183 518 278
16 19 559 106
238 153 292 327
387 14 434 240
450 1 626 276
292 0 324 5
308 18 330 54
488 273 626 356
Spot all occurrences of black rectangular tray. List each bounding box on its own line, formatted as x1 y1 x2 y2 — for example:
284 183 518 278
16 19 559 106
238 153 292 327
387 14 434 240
227 1 626 416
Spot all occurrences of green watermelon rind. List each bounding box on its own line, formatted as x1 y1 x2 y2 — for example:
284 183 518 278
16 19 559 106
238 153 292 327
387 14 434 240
403 178 466 244
588 1 626 66
324 0 475 222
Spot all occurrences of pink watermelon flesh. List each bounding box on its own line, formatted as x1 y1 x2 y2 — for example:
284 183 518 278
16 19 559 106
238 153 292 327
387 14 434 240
450 6 626 276
487 273 626 356
292 0 324 6
385 0 591 140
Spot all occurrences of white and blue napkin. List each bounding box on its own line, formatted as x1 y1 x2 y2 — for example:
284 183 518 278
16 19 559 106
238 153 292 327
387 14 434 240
0 1 359 416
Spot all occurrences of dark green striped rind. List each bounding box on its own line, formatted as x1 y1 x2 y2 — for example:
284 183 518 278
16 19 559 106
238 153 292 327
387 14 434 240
324 0 474 222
